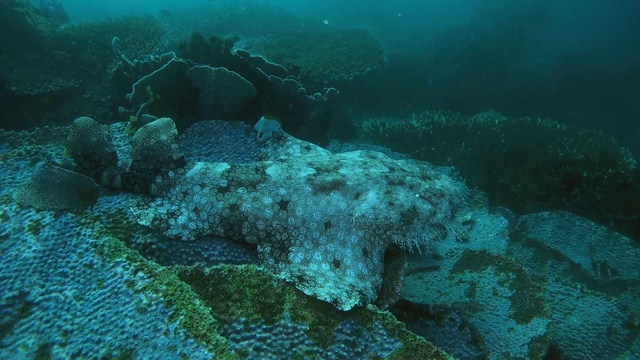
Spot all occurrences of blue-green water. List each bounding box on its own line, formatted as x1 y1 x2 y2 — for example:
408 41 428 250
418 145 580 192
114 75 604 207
1 1 639 359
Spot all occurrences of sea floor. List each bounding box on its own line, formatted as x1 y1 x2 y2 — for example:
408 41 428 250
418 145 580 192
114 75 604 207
1 121 639 359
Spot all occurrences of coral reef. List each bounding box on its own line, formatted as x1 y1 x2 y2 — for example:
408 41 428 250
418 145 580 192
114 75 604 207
0 123 452 359
117 44 341 144
178 120 263 164
0 0 58 54
400 202 640 359
239 28 386 84
163 2 386 84
109 47 177 109
66 116 187 194
178 264 452 360
65 116 119 184
392 301 486 360
177 32 240 71
3 109 640 359
99 4 359 145
363 111 640 239
234 49 341 145
0 8 166 130
187 64 257 119
125 57 197 131
55 14 164 65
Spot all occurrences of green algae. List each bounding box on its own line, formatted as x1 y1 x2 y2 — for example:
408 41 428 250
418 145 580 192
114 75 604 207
0 291 34 342
34 342 53 360
450 250 547 324
88 223 238 359
74 191 450 359
26 219 42 236
82 211 453 359
175 264 452 359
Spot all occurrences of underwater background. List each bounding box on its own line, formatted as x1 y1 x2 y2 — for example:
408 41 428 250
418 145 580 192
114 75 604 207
1 0 640 359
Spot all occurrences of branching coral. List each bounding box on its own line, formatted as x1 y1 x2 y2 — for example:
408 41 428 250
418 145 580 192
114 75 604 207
364 111 640 238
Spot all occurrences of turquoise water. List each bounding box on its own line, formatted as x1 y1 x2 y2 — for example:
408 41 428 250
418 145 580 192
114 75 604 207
1 1 639 359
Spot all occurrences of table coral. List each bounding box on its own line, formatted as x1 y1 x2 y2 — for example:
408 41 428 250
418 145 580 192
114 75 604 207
187 65 257 119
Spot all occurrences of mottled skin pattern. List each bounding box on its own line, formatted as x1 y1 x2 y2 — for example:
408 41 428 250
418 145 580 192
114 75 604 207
132 130 465 310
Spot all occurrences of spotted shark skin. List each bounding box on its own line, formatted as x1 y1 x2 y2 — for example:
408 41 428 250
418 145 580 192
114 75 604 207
131 127 466 310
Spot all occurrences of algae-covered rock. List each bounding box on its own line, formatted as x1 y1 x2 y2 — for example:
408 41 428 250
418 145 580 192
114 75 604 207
163 2 386 83
1 124 454 359
402 202 640 359
177 264 453 360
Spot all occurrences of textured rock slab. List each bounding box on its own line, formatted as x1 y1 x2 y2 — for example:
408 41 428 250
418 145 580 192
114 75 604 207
403 207 640 359
515 211 640 281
